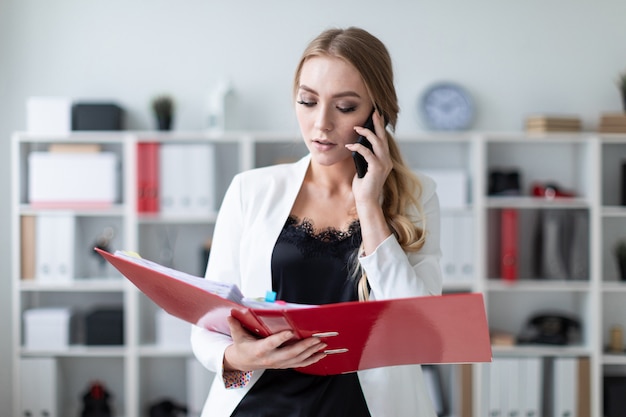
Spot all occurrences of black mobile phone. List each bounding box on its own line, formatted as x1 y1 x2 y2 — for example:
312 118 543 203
352 114 375 178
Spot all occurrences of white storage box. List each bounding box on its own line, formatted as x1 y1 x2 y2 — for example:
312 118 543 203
28 151 118 207
23 308 72 350
26 97 72 134
156 309 191 348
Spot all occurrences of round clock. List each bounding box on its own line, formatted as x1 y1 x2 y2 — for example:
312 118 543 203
419 82 474 131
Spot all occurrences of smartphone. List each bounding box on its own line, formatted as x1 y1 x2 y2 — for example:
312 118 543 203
352 114 375 178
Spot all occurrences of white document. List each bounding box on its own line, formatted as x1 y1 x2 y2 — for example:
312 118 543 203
36 212 75 283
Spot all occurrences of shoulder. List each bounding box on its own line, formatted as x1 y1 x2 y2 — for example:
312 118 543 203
236 155 309 182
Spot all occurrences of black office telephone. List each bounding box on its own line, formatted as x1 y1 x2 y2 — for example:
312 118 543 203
517 312 582 345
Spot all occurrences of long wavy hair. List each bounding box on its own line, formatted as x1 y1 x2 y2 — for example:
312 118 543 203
293 27 427 300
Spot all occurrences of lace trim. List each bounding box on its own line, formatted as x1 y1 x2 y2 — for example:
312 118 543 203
286 215 360 242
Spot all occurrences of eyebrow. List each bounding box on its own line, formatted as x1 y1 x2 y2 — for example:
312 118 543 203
298 85 362 99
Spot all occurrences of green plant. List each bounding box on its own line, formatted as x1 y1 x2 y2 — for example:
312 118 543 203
151 95 174 118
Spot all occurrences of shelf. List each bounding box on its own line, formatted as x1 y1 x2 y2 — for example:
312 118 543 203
20 345 128 357
19 278 126 292
138 345 194 357
485 196 589 209
486 280 591 292
11 130 624 417
492 344 591 357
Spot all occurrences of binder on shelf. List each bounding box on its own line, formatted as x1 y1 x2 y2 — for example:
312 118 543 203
36 213 75 283
159 143 216 217
96 248 492 376
539 210 569 280
20 215 36 280
486 360 503 417
552 357 578 417
500 208 518 282
440 212 474 285
519 357 543 417
449 364 472 417
137 142 160 213
20 358 59 417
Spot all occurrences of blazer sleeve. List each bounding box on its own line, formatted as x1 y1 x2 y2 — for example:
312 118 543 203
359 173 443 300
190 174 244 375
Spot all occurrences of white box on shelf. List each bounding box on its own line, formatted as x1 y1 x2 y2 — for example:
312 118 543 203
26 97 72 134
28 152 118 207
420 169 468 208
23 308 72 351
156 308 191 348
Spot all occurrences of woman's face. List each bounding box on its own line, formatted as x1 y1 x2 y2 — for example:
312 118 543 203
295 55 373 169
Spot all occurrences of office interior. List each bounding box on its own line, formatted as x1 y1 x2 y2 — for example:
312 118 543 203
2 1 626 416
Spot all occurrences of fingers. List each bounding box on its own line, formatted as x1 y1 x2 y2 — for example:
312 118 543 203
226 315 328 371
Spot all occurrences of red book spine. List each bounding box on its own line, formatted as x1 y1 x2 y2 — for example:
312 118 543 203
137 142 160 213
500 208 518 282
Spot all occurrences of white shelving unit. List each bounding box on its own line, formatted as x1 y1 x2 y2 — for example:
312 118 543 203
11 130 626 416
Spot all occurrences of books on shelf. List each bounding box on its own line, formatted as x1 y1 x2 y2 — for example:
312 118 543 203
96 248 492 376
599 112 626 133
525 115 582 133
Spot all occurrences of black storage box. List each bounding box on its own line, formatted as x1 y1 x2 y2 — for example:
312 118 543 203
85 308 124 345
72 103 123 131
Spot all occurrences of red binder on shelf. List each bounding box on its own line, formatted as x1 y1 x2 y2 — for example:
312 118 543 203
500 208 518 282
96 248 492 375
137 142 160 213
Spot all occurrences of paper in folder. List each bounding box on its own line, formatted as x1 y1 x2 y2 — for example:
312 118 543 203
96 248 492 375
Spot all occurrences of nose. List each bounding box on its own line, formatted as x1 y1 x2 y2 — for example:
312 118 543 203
314 106 333 132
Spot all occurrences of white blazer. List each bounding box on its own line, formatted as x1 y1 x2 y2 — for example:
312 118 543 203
191 154 442 417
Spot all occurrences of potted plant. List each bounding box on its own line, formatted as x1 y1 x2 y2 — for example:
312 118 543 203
614 239 626 281
151 95 174 131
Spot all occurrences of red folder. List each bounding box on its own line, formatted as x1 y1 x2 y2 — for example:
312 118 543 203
500 208 518 282
96 248 492 375
137 142 160 213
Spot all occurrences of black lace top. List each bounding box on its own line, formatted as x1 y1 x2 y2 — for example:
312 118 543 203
230 215 372 417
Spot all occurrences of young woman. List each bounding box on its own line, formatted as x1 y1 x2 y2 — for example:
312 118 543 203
191 26 442 417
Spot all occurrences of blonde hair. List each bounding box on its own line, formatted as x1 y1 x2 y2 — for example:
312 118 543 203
293 27 427 300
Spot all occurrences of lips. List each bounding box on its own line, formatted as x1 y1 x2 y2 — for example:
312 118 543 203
312 139 336 151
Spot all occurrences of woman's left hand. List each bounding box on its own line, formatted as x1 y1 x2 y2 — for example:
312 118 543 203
345 111 393 205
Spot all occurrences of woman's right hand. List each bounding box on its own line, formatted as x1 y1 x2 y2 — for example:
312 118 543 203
223 315 328 372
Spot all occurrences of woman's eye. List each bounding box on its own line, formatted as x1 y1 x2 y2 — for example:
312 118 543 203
297 99 316 107
338 106 357 113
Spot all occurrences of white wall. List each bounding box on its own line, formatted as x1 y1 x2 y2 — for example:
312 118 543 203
1 0 626 415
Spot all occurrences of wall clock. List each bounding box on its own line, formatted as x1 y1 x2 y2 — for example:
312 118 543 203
419 82 474 131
